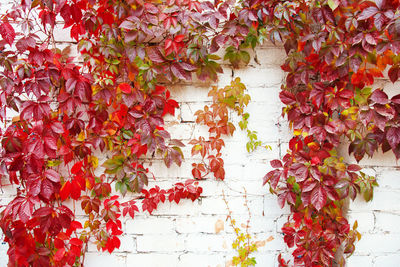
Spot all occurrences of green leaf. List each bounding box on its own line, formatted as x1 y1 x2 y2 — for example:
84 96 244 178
208 54 221 60
327 0 339 10
47 160 62 167
240 51 250 65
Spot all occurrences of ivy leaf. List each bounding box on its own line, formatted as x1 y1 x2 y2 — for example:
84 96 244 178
270 159 283 169
171 63 191 80
388 66 399 83
41 178 54 200
279 91 296 105
327 0 339 11
358 6 379 20
386 127 400 151
370 89 389 104
146 47 164 63
310 186 327 211
119 83 132 94
60 181 71 201
45 169 60 183
0 22 16 45
288 163 308 182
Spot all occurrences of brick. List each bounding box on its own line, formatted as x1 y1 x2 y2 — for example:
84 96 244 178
164 122 195 140
381 79 400 98
374 212 400 233
251 46 287 67
223 216 277 234
169 85 212 102
355 233 400 253
346 255 374 267
374 255 400 266
251 252 277 267
184 234 233 252
377 169 400 190
126 217 174 235
218 67 284 89
126 253 179 267
175 216 226 234
53 23 74 43
349 190 400 212
0 238 9 263
253 232 286 252
347 212 375 233
86 234 135 253
339 145 399 167
200 196 264 216
152 199 201 216
264 195 291 217
84 253 126 267
178 253 225 267
179 102 211 122
136 234 184 252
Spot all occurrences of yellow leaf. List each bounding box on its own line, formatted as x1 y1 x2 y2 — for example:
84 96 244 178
92 85 101 95
86 179 92 190
336 162 346 171
106 128 117 136
88 156 99 168
77 131 86 142
293 129 302 136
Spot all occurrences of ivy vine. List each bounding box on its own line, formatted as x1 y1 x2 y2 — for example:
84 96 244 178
0 0 399 266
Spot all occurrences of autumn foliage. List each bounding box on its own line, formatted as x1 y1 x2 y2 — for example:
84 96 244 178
0 0 400 266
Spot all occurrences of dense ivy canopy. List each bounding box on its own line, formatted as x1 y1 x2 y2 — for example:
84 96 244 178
0 0 399 266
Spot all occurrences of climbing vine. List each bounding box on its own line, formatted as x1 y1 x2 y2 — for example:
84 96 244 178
259 0 400 266
0 0 400 266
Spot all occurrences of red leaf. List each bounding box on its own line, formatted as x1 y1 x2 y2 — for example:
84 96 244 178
60 181 71 201
41 179 54 199
370 89 389 104
0 22 15 45
388 66 399 83
45 169 60 183
165 39 173 50
288 163 308 182
70 180 82 200
310 186 327 211
338 89 353 99
69 238 83 247
71 161 83 174
179 62 196 71
54 238 65 249
192 168 202 179
51 122 64 134
171 63 191 80
270 160 283 168
44 136 58 150
358 6 378 20
146 47 165 63
54 247 65 262
279 91 296 105
347 164 362 172
119 83 132 94
386 127 400 151
174 34 185 43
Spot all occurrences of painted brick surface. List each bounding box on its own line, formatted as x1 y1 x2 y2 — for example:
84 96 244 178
0 3 400 267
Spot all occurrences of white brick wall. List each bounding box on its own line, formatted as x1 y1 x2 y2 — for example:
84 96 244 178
1 3 400 267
